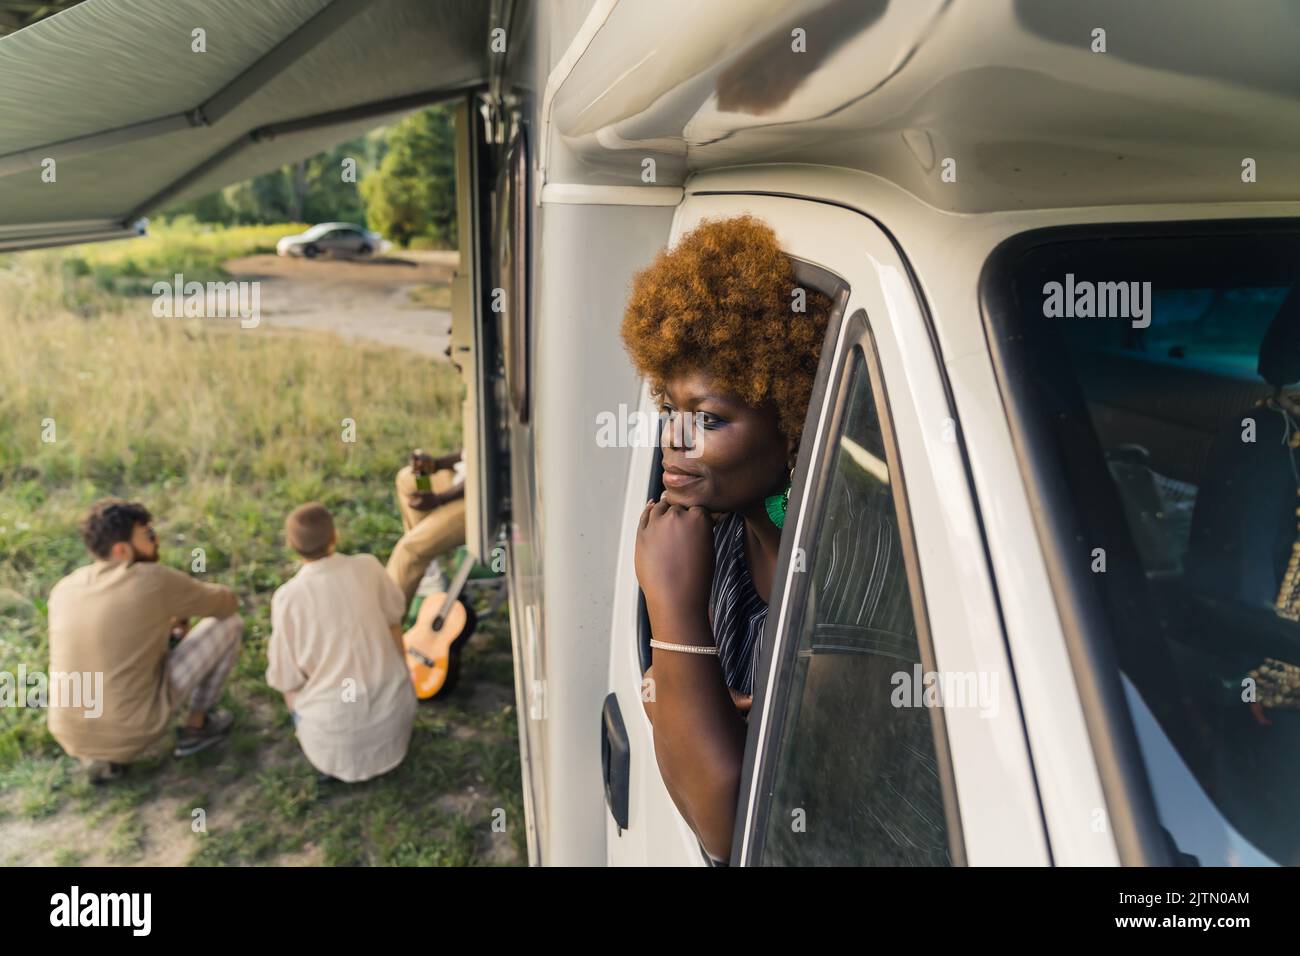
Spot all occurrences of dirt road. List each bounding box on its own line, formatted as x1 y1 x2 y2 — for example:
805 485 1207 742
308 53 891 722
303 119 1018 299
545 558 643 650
223 249 457 357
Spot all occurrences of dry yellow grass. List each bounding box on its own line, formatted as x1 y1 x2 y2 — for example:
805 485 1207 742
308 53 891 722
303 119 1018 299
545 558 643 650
0 227 462 486
0 227 464 762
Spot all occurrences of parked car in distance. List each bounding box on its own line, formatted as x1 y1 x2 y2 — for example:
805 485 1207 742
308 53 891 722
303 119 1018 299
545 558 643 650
276 222 385 258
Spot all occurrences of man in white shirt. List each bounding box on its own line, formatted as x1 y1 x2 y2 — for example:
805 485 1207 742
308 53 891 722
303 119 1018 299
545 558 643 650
267 502 417 782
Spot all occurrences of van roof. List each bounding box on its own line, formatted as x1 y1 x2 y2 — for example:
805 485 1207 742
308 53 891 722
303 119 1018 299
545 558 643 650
543 0 1300 213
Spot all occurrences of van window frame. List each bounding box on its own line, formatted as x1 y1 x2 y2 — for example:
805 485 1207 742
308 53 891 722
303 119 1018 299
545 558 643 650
462 96 510 557
732 305 966 867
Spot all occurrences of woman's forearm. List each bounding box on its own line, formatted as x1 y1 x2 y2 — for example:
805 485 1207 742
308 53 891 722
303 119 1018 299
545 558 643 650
646 605 749 859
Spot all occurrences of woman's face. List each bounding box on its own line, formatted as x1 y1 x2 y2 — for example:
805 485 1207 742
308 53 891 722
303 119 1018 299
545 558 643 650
657 369 791 512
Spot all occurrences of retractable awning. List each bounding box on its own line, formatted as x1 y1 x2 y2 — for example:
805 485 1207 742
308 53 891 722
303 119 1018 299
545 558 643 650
0 0 490 250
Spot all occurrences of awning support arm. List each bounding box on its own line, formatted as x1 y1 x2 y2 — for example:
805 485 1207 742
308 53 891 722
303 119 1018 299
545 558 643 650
123 84 484 222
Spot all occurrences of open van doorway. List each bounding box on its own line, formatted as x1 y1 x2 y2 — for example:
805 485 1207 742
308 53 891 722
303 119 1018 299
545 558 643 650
0 99 523 867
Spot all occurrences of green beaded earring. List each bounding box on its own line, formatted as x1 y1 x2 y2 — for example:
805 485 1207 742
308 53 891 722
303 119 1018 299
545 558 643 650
764 465 795 530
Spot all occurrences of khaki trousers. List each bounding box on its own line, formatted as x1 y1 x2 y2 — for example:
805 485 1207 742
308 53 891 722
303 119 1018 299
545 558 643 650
386 465 467 607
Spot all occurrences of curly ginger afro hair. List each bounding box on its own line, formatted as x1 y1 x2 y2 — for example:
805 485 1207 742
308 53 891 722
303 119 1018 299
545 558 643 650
621 215 832 444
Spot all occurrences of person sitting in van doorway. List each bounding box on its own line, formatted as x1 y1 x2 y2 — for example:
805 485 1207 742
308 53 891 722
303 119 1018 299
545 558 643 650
622 215 833 864
47 499 244 784
268 502 417 782
386 448 466 610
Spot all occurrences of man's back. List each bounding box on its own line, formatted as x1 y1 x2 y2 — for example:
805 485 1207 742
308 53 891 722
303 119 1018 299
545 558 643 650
268 552 416 781
48 561 238 760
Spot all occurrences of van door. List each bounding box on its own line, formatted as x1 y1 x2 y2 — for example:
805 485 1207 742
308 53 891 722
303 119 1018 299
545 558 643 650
456 95 545 861
603 192 1048 865
450 96 511 562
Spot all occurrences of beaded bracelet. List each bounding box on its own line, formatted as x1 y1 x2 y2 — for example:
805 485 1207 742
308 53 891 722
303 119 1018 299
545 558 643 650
649 639 718 655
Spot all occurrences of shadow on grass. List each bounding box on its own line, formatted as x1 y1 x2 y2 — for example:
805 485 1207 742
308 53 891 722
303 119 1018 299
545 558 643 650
0 591 522 867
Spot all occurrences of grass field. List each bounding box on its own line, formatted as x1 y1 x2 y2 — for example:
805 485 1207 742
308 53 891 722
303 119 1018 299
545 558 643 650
0 223 524 866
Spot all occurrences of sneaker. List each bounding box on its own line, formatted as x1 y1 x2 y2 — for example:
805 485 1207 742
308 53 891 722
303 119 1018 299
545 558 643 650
81 758 126 785
174 709 234 757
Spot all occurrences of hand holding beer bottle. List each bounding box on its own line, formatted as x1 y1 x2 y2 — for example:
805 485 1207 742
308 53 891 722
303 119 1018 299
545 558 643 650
409 449 440 511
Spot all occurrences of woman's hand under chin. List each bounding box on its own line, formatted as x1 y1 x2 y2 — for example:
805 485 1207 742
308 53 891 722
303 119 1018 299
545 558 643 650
635 498 716 624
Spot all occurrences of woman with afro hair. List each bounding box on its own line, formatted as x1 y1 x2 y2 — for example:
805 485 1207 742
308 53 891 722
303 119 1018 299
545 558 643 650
623 214 833 863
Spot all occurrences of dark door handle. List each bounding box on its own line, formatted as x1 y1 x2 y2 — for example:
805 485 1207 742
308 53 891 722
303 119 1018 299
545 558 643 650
601 693 630 830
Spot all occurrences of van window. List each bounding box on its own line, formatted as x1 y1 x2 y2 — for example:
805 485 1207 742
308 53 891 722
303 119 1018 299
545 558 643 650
635 257 848 678
757 341 953 866
988 225 1300 865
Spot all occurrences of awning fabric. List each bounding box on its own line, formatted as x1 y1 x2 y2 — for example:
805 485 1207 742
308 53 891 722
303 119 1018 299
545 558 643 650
0 0 489 249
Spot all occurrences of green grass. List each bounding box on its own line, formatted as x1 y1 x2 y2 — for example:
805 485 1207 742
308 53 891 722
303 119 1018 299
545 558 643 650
46 219 305 299
0 224 523 866
52 847 87 867
187 645 522 867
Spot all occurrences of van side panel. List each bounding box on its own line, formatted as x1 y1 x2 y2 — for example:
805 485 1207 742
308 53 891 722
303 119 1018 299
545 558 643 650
524 201 672 863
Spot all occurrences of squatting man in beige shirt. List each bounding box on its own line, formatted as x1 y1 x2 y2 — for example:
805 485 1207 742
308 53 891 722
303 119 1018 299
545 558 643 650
267 503 417 782
47 499 244 784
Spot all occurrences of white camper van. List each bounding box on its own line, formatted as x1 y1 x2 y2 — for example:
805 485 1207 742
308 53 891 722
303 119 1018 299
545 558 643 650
3 0 1299 867
480 0 1300 868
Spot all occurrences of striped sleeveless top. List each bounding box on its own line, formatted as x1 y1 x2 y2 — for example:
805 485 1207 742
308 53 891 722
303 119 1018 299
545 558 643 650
709 512 768 696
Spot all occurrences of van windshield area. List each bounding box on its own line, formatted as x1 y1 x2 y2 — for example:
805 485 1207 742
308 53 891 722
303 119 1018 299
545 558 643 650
990 226 1300 865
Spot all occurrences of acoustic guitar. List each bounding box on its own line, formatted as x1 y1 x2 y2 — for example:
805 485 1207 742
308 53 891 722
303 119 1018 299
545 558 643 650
402 591 478 700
